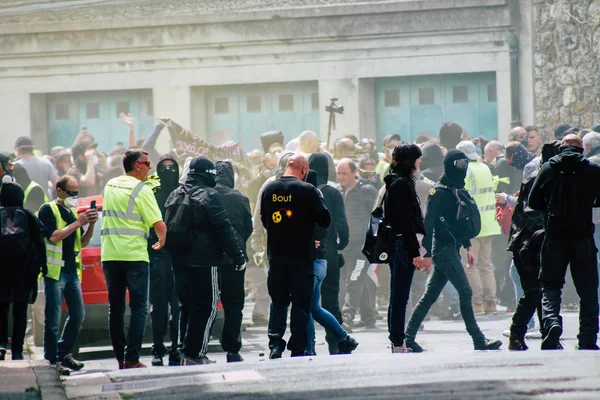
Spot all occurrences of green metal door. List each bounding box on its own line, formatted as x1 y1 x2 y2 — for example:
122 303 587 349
375 78 411 142
375 73 497 146
207 88 240 146
443 75 480 138
47 93 79 149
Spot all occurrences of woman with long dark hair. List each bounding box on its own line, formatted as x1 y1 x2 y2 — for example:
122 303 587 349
383 142 425 353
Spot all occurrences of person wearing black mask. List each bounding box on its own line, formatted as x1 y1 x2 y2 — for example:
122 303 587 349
404 150 503 352
166 156 246 365
0 182 47 361
214 161 253 363
529 134 600 350
383 143 425 353
149 155 181 366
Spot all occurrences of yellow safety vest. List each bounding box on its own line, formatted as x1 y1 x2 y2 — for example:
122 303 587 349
24 181 49 208
44 201 82 281
101 176 149 262
465 161 501 238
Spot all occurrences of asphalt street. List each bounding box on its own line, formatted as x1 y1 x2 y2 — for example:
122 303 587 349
46 302 600 400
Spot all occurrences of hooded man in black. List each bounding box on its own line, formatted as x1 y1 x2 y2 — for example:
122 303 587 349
308 153 349 354
149 154 181 366
529 134 600 350
0 182 47 361
166 156 245 365
419 142 444 182
214 161 253 362
404 150 502 352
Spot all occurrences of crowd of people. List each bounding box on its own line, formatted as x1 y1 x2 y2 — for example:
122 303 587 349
1 116 599 374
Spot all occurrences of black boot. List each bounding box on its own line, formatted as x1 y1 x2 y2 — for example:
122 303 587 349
508 336 528 351
474 338 503 350
541 325 563 350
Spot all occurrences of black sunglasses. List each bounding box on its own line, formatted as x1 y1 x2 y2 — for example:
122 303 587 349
61 189 79 197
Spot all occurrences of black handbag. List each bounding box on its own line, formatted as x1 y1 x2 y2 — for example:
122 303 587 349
362 192 394 264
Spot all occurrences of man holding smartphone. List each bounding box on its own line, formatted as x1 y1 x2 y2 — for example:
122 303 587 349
38 175 98 376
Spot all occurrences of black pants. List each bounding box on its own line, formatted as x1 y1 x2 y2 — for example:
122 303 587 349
406 245 485 344
341 247 376 324
103 261 149 363
149 255 180 357
388 239 415 346
267 260 314 353
492 234 514 307
540 236 599 345
321 250 343 348
173 265 219 358
0 302 27 358
218 264 245 353
509 252 543 338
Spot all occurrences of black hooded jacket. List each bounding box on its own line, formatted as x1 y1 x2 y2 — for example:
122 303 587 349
0 182 47 304
168 164 245 267
529 146 600 239
422 150 473 256
215 161 253 259
149 154 180 257
308 153 349 257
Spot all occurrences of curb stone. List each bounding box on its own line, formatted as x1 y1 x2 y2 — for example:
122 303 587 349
31 360 68 400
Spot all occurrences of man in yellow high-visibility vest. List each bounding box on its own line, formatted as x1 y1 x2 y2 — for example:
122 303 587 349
39 175 97 376
457 141 502 315
101 149 167 370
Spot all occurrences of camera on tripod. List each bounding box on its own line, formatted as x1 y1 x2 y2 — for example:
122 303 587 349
325 98 344 114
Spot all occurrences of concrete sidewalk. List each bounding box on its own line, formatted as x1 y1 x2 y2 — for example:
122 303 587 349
1 333 67 400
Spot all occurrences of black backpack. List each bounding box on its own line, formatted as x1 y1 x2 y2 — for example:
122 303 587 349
436 185 481 241
163 188 198 256
0 206 30 259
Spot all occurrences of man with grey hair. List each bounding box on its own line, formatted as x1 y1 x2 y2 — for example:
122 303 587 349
583 132 600 160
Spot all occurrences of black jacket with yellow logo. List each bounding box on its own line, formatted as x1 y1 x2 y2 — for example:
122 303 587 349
260 176 330 262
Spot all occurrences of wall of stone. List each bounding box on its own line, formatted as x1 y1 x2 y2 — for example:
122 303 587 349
532 0 600 137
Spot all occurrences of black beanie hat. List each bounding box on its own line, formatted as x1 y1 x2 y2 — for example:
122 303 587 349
189 156 216 176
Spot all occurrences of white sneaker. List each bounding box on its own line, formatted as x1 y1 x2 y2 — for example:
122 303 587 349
503 329 510 338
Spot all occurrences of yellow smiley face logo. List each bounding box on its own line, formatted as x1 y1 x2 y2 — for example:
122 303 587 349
272 211 282 223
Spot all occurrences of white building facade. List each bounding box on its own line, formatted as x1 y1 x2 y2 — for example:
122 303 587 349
0 0 536 154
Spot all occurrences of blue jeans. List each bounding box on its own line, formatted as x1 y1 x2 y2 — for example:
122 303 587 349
103 261 149 363
44 271 85 364
406 245 485 344
306 259 347 354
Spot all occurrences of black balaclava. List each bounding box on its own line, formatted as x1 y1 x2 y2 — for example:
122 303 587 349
156 154 180 192
308 153 330 185
439 149 469 189
0 182 25 207
215 160 235 189
186 156 216 188
306 169 318 187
